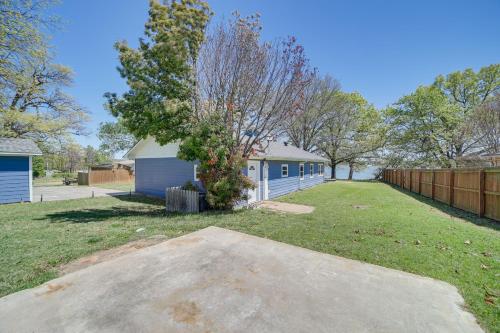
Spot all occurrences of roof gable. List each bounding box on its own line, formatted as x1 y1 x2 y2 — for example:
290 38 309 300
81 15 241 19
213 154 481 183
125 137 180 159
251 142 328 162
0 138 42 155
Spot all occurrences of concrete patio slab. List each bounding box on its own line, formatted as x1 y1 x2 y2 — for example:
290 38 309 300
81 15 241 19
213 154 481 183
258 200 315 214
0 227 482 333
33 185 130 202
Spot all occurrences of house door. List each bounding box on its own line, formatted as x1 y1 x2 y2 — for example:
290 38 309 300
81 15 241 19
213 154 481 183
247 160 260 203
263 161 269 200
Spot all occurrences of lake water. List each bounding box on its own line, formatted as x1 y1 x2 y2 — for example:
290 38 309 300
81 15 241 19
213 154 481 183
325 164 380 180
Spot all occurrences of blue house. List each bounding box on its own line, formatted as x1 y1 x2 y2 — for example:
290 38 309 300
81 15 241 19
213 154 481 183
0 138 42 204
126 137 328 203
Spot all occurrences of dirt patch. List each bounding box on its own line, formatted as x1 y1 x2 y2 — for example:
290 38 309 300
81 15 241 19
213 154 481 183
36 282 72 297
258 201 314 214
58 235 168 275
170 301 202 325
167 236 203 248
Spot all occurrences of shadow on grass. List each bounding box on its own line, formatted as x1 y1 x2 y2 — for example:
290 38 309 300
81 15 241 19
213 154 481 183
388 185 500 231
326 179 378 183
40 195 242 224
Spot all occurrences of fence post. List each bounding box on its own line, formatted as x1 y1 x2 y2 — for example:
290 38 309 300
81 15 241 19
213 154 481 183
431 170 435 200
478 169 485 217
449 170 454 207
418 170 421 194
409 170 412 191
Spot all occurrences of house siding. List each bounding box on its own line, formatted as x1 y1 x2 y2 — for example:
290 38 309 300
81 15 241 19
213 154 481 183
0 156 30 204
135 158 201 198
266 160 324 199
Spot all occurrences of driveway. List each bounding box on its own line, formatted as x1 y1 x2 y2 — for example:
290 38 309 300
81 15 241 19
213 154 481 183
33 185 129 202
0 227 482 333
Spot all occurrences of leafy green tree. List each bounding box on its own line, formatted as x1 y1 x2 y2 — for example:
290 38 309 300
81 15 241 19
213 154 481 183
83 145 111 168
105 0 211 144
0 0 89 144
178 116 253 209
318 92 383 178
98 120 137 156
385 64 499 167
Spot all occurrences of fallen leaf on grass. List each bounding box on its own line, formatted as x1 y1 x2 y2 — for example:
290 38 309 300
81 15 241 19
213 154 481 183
485 296 495 305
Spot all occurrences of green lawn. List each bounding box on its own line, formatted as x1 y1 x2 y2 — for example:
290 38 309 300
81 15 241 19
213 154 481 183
0 181 498 331
33 177 65 187
92 182 135 192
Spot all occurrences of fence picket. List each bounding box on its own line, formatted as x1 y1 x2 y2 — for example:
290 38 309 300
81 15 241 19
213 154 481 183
165 187 200 213
383 167 499 222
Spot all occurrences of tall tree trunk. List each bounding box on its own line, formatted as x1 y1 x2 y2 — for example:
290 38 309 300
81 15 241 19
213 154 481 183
348 162 354 180
330 159 337 179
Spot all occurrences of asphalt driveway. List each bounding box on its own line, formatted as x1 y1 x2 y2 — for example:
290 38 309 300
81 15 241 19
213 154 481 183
0 227 482 332
33 185 129 202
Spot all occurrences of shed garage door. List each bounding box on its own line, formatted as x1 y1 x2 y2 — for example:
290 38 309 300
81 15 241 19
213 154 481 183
0 156 30 204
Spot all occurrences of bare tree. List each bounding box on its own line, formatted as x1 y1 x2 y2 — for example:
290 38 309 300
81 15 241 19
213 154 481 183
473 92 500 154
284 75 340 152
195 13 313 156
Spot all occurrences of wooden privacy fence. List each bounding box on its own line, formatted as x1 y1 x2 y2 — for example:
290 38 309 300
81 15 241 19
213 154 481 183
165 187 199 213
77 169 134 185
382 168 500 222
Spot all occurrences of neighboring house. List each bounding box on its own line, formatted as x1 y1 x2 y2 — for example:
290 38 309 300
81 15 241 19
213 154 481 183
91 160 135 172
125 137 328 203
0 138 42 204
456 153 500 167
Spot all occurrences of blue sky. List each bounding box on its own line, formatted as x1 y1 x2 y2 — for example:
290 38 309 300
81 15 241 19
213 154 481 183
49 0 500 148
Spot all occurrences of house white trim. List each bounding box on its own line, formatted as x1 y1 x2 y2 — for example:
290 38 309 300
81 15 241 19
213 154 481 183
281 164 289 177
193 164 199 181
247 160 260 203
29 155 33 202
263 161 269 200
125 137 180 159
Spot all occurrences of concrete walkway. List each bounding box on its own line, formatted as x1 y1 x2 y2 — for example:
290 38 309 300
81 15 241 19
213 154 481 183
0 227 482 333
33 185 130 202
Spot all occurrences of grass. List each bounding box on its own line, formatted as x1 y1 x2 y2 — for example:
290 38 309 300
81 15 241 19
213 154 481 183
33 177 65 187
0 181 498 331
92 182 135 192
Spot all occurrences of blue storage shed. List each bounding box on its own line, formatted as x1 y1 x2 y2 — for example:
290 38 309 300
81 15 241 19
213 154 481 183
126 137 328 204
0 138 42 204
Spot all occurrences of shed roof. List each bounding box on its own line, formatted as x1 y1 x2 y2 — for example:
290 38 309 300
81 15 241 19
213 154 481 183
0 138 42 156
251 141 328 162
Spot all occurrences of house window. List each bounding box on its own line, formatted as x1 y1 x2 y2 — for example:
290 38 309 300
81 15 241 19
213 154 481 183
194 164 200 181
281 164 289 177
310 163 314 178
299 163 304 180
318 163 324 176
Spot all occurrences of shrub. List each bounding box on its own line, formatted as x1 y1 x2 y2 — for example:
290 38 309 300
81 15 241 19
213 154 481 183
178 118 254 210
32 156 45 178
181 181 199 191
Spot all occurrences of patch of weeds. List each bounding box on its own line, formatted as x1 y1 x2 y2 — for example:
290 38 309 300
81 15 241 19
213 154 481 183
87 236 104 244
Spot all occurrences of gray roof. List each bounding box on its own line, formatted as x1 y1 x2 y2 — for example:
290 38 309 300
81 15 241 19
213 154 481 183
0 138 42 155
251 141 328 162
